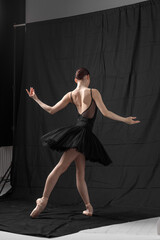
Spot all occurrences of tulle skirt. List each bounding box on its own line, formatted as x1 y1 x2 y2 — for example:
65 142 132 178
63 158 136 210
40 124 112 166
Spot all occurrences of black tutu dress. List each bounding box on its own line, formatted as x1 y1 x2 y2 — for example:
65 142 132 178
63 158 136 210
40 88 112 166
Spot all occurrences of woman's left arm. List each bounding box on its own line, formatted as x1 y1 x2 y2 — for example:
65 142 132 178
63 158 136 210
26 87 71 114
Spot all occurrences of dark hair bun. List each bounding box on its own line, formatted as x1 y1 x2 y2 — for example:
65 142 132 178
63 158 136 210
75 67 90 80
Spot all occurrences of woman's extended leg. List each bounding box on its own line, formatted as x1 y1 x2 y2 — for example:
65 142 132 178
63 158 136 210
75 153 93 216
30 148 80 218
42 148 79 198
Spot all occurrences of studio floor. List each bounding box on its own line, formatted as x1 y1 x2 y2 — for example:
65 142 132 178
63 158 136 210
0 183 160 240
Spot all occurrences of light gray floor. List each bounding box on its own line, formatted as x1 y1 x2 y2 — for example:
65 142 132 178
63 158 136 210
0 183 160 240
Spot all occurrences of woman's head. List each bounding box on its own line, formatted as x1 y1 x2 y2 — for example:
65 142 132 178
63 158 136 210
75 67 90 87
75 67 90 80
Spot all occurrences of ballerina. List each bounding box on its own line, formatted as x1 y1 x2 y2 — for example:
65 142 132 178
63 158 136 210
26 67 140 218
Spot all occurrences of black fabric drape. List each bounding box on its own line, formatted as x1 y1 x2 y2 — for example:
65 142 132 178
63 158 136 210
1 0 160 237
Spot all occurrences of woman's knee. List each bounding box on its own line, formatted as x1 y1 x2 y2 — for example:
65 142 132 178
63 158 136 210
54 148 80 175
55 162 69 174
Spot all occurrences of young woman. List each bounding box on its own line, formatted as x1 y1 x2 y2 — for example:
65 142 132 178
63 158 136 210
26 67 140 218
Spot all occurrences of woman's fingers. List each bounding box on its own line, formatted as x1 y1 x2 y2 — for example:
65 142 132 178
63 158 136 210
30 87 35 95
133 120 141 124
26 87 35 97
126 116 141 124
30 87 33 94
131 117 141 124
26 88 30 95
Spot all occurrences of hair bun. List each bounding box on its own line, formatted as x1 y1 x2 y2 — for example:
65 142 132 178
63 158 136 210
75 67 90 80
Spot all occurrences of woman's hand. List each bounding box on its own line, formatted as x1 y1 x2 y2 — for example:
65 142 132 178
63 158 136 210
26 87 38 101
125 116 141 125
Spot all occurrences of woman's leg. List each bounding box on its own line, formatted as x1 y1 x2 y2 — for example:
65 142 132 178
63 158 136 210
75 153 93 215
30 148 80 217
42 148 79 199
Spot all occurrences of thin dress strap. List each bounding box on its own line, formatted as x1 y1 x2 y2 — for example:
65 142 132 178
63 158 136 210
80 88 96 119
90 88 92 100
70 91 73 103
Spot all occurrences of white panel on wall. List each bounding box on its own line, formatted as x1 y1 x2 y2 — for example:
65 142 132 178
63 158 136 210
26 0 148 23
0 146 12 179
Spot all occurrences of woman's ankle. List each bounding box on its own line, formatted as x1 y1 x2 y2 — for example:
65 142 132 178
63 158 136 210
85 202 91 207
42 196 49 201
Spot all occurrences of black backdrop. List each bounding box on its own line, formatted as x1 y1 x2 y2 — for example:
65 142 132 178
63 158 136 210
1 0 160 238
0 0 25 146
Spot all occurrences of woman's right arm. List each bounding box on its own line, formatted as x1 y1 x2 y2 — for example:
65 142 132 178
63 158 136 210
92 89 140 125
26 87 53 114
26 87 72 115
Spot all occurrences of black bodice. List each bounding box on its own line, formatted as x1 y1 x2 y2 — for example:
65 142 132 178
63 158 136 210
70 88 98 131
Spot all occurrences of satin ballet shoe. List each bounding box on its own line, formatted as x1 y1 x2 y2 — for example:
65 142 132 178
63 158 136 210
30 197 48 218
82 202 93 216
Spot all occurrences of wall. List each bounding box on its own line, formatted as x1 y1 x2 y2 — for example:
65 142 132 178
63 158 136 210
26 0 148 23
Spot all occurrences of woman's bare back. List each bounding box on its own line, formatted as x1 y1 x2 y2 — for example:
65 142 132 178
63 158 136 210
71 87 110 118
71 88 94 115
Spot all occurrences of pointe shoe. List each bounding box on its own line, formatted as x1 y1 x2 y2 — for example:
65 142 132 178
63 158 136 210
30 197 48 218
82 202 93 216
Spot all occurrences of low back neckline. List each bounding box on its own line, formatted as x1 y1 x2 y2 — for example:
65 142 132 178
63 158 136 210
78 98 93 115
71 88 93 115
